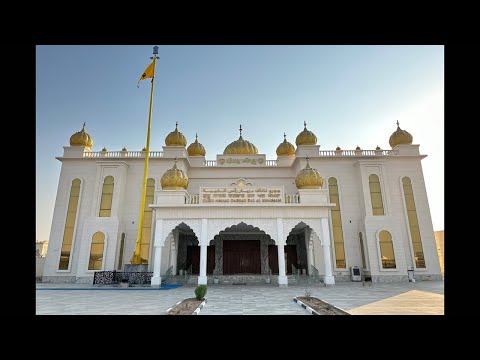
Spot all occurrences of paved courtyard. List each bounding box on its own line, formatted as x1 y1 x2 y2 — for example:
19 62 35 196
36 281 444 315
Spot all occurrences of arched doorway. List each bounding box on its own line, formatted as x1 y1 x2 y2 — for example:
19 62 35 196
210 222 276 275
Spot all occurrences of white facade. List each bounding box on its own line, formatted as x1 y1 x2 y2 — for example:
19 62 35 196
43 134 442 285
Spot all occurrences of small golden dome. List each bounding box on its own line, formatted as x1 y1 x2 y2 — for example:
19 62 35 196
276 133 296 156
187 133 206 156
165 122 187 147
69 123 93 148
295 158 324 189
142 147 146 151
295 121 317 146
160 158 189 190
375 145 381 150
389 120 413 148
223 125 258 155
101 147 107 152
122 147 127 151
355 145 361 150
336 146 341 151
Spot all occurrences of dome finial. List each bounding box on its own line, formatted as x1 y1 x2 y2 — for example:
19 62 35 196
396 120 400 128
82 122 86 130
175 121 178 130
224 125 258 155
304 121 307 130
284 132 287 141
306 156 311 168
239 124 242 138
195 133 198 141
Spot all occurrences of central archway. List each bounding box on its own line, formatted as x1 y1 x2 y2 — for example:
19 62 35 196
209 222 276 275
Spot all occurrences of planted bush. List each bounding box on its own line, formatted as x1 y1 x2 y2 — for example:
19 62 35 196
195 284 207 300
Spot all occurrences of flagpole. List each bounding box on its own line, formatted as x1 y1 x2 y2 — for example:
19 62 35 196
131 46 159 265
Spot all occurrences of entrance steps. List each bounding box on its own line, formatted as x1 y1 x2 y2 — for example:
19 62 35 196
168 274 323 286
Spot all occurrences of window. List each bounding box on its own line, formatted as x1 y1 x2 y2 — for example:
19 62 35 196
117 233 125 270
88 232 105 270
328 178 346 268
99 176 114 217
140 178 155 263
58 179 81 270
379 230 396 269
369 174 385 215
402 177 426 268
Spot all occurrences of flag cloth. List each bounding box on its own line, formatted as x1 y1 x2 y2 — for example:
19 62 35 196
137 60 155 87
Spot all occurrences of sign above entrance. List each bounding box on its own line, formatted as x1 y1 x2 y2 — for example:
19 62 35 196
216 154 266 167
200 186 284 205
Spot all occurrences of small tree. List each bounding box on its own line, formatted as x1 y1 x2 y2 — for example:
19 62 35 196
195 284 207 300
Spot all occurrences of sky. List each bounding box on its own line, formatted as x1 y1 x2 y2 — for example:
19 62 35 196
36 45 444 241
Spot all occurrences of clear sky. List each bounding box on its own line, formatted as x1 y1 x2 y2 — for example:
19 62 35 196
36 45 444 241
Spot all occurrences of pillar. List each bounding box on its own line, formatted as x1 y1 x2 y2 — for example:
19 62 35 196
151 219 164 287
198 218 208 285
321 217 335 285
170 237 177 276
277 218 288 286
305 228 313 276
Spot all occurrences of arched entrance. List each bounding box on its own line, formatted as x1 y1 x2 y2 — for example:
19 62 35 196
209 222 276 275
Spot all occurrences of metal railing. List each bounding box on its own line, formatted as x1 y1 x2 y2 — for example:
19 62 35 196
310 265 322 284
93 270 153 285
185 264 193 284
162 265 173 285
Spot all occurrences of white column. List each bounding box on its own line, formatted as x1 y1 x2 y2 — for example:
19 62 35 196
306 228 313 276
170 243 177 276
321 217 335 285
198 218 208 285
151 219 164 287
277 218 288 286
173 230 179 275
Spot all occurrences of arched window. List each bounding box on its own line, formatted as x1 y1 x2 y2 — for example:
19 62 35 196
141 178 155 263
328 178 346 268
369 174 385 215
117 233 125 270
88 231 105 270
58 178 81 270
379 230 396 269
402 177 426 268
99 176 114 217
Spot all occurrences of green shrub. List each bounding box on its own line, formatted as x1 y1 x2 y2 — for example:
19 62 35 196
195 284 207 300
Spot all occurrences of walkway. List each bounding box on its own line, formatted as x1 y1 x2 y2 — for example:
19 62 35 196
36 281 444 315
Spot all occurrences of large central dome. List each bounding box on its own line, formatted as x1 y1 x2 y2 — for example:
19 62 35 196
223 125 258 155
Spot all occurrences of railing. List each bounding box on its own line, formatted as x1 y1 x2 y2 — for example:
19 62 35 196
285 194 300 204
93 270 153 285
162 265 173 285
84 151 164 158
204 160 217 166
319 149 398 157
310 265 322 284
265 160 278 166
185 194 199 204
185 264 193 284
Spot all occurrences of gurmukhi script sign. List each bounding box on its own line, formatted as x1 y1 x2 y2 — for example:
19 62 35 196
200 186 284 204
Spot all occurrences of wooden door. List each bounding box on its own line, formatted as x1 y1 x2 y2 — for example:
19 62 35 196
285 245 297 274
223 240 261 274
268 245 279 274
207 245 215 274
186 246 200 274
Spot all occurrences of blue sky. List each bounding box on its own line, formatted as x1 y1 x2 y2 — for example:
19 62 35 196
36 45 444 240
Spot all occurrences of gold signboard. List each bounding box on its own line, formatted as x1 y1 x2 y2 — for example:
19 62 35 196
200 186 284 204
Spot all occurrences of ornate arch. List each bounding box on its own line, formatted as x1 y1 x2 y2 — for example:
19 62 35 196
283 218 323 246
207 218 278 244
160 219 201 247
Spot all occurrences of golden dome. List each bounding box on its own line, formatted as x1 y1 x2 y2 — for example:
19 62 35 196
187 133 206 156
295 157 324 189
389 120 413 148
223 125 258 155
69 123 93 148
276 133 296 156
295 121 317 146
160 158 189 190
165 122 187 147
